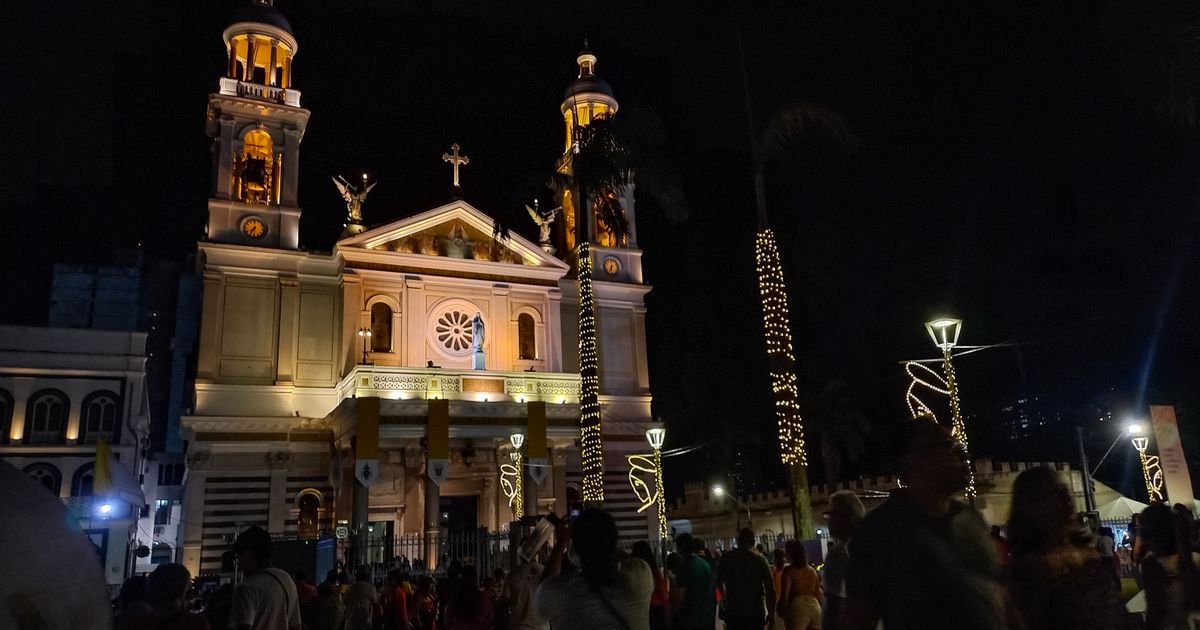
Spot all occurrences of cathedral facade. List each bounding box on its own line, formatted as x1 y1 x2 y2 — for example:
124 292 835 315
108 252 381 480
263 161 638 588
181 1 659 575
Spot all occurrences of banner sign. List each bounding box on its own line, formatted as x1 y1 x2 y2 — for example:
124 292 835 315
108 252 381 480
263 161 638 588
1150 405 1195 509
356 397 380 459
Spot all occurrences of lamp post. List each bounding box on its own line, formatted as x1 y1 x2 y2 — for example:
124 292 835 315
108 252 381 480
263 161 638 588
712 483 753 530
357 327 372 364
510 432 525 519
925 318 975 502
645 428 668 543
1077 422 1144 512
1131 434 1165 502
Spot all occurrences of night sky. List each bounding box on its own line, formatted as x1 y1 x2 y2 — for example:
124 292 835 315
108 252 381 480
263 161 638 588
3 0 1199 498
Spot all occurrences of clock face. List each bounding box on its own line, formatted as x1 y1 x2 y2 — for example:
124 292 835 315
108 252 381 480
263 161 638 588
242 217 267 238
603 257 620 275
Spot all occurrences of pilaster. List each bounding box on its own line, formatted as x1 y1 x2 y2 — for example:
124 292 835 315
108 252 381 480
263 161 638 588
405 279 426 367
276 278 299 384
267 451 291 534
489 286 510 371
181 451 211 575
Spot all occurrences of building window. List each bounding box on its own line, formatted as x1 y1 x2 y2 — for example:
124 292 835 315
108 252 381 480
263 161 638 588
25 389 68 445
80 391 120 445
154 499 172 525
517 313 537 360
0 389 11 444
434 310 474 355
151 542 173 565
157 463 185 486
233 128 277 205
370 303 392 352
72 463 95 497
297 491 321 539
24 463 61 495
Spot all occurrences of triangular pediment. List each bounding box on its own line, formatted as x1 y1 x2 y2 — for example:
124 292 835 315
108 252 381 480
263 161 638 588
336 201 567 271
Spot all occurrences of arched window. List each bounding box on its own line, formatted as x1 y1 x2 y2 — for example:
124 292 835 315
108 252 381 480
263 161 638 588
296 490 322 539
234 128 276 205
24 463 61 495
80 391 120 445
370 303 392 353
0 389 12 444
72 462 95 497
517 313 537 360
25 389 68 445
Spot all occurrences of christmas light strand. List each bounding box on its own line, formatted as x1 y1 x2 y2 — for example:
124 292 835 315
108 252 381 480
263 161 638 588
754 229 807 466
578 241 605 502
499 461 522 518
904 360 951 421
1132 439 1165 502
941 348 976 501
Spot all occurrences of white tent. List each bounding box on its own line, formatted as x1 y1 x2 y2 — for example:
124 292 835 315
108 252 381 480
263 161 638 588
1093 480 1148 521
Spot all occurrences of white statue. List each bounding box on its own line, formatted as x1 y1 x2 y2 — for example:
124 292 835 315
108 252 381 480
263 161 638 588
471 312 485 353
332 174 377 224
525 200 561 246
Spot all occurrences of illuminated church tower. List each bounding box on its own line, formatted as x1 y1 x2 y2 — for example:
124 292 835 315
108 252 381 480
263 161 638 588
204 0 310 249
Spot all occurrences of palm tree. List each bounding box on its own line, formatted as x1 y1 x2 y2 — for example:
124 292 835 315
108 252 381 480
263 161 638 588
554 113 686 505
750 104 859 538
806 379 871 484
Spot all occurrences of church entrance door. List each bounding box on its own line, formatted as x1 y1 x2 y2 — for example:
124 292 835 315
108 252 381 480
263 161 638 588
438 495 478 533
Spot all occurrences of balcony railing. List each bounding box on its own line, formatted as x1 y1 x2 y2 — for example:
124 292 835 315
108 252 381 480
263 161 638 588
218 77 302 107
349 364 581 404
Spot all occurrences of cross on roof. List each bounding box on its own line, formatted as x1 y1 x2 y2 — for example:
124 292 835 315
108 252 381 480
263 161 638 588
441 143 470 189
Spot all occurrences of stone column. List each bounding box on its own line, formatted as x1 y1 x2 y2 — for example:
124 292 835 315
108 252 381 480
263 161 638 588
276 279 299 384
181 452 210 575
280 127 302 208
267 451 290 535
405 279 426 367
214 117 237 199
489 286 511 371
352 476 369 567
552 449 568 517
268 40 278 86
196 271 224 380
481 475 497 531
423 474 440 570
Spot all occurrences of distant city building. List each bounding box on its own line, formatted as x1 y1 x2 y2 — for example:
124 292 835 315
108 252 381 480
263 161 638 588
999 396 1063 441
0 325 181 589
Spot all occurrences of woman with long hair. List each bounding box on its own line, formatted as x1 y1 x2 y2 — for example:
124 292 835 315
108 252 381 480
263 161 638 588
1006 466 1127 629
1139 502 1200 629
630 541 669 630
777 540 821 630
443 564 493 630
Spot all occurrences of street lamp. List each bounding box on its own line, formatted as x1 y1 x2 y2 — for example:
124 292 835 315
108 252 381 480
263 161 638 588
510 433 525 519
357 327 372 364
711 483 753 530
1131 434 1165 502
645 428 668 542
1077 422 1144 512
925 318 976 502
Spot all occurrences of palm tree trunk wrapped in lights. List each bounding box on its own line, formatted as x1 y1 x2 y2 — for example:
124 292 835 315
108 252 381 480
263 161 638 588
577 239 605 503
755 227 814 538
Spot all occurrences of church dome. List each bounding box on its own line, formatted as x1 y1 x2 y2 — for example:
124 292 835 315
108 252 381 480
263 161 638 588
228 1 293 36
562 51 614 99
559 48 619 153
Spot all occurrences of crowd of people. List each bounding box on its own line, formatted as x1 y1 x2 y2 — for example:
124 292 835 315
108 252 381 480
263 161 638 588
106 421 1199 630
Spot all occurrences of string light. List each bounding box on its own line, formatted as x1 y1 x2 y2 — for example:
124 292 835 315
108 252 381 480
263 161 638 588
904 361 950 421
577 241 605 503
1131 437 1165 502
626 454 658 513
754 229 807 466
940 346 976 501
499 460 522 518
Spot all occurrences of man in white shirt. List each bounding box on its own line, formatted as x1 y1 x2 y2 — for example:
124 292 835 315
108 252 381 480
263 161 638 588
230 526 301 630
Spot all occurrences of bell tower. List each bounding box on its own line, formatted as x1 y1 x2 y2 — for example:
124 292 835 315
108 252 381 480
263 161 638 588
204 0 310 249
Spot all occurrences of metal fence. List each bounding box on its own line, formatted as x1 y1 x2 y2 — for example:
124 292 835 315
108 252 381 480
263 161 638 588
338 528 514 582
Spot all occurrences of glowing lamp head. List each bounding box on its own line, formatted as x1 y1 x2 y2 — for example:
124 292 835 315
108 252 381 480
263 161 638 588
509 432 525 450
645 427 666 450
925 318 962 350
1131 436 1150 451
711 485 725 498
98 502 114 515
1127 423 1144 435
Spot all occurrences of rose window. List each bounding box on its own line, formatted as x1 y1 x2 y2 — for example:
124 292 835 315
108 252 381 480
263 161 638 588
435 311 474 353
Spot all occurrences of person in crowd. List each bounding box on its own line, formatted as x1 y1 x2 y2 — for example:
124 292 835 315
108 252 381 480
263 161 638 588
1097 526 1121 588
294 571 318 608
444 564 494 630
991 525 1011 567
491 567 509 630
202 584 234 630
503 552 549 630
669 533 717 630
844 419 1005 630
383 569 412 630
308 582 344 630
822 490 864 629
124 564 211 630
631 540 671 630
1140 502 1200 629
777 540 821 630
438 560 463 624
716 528 776 630
230 526 302 630
116 576 154 628
343 566 380 630
412 575 437 630
536 509 653 629
1005 466 1128 630
770 548 788 630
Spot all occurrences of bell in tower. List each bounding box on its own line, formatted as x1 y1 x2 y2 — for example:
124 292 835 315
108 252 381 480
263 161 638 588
204 0 310 249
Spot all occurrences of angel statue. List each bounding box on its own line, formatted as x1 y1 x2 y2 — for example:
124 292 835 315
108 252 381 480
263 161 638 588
332 174 377 224
525 199 562 246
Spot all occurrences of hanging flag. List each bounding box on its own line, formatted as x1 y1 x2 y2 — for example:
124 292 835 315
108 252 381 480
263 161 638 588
1151 406 1195 508
95 439 145 508
355 397 381 487
428 399 450 486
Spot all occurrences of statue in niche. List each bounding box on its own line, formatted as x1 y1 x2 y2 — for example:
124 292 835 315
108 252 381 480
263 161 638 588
471 312 485 353
525 200 561 247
